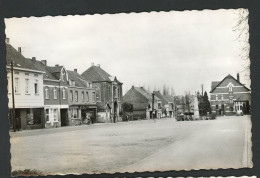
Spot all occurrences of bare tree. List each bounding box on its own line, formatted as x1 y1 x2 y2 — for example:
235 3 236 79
233 9 250 79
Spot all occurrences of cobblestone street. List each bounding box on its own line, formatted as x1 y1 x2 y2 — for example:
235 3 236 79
10 115 252 175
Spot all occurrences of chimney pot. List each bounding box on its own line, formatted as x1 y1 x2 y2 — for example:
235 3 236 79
237 73 240 82
5 38 10 44
91 62 94 66
32 57 36 62
41 60 47 66
18 47 22 54
74 69 77 72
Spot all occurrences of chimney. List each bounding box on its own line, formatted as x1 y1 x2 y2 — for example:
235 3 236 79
237 73 240 82
32 57 36 62
74 69 77 73
132 86 134 89
5 38 10 44
97 64 100 68
91 62 94 66
55 64 59 67
18 47 22 54
41 60 47 66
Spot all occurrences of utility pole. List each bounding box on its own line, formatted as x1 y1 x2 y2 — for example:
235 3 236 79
201 84 204 96
152 92 155 122
11 60 16 132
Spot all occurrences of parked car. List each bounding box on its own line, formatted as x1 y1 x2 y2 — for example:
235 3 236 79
236 109 243 116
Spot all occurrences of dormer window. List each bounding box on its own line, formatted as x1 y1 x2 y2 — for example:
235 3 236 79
227 83 233 92
61 69 66 81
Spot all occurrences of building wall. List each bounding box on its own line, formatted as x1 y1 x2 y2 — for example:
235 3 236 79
210 77 251 114
7 69 44 108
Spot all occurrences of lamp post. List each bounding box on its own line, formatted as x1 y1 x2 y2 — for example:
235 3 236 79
11 60 16 132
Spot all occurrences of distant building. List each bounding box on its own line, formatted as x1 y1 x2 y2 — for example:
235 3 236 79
153 91 174 117
123 86 162 119
81 63 123 123
174 95 185 114
210 74 251 115
6 41 45 130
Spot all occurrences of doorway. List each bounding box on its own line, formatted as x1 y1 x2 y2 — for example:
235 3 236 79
60 109 68 126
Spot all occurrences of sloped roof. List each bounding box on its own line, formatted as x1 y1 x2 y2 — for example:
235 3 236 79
134 87 160 101
153 91 168 105
6 44 45 73
81 65 122 84
210 74 250 93
211 81 220 91
162 94 175 103
67 70 90 88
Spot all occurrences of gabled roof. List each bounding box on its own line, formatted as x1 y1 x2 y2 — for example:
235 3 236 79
67 70 90 88
153 91 168 105
6 44 45 73
162 94 175 103
210 74 250 93
134 87 160 101
211 81 220 91
81 65 122 84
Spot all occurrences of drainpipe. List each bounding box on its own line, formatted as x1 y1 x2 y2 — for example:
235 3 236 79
11 60 16 132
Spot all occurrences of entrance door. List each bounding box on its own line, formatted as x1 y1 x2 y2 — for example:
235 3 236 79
60 109 67 126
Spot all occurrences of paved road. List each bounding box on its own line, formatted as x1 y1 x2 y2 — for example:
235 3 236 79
10 115 252 175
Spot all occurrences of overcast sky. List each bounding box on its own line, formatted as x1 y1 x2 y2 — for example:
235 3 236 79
5 9 250 95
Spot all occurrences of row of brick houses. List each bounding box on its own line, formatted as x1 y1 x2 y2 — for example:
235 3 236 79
6 39 123 130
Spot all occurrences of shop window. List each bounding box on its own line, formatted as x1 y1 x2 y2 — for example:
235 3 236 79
53 109 58 121
46 109 50 122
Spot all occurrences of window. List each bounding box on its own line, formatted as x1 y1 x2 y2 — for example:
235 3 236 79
25 79 30 94
158 103 161 109
45 87 49 99
14 71 19 75
14 78 19 94
61 69 66 81
92 92 96 102
34 80 39 94
53 109 58 121
230 99 233 103
86 92 89 102
229 85 232 92
216 94 218 101
62 88 66 99
221 94 224 100
70 90 73 101
216 105 219 110
25 72 29 76
53 87 58 99
34 73 38 77
75 91 78 102
45 109 50 122
81 91 84 101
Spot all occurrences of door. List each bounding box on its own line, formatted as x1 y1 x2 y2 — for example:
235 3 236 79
60 109 68 126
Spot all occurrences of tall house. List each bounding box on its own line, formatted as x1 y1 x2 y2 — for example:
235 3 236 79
32 61 70 128
210 74 251 115
6 41 45 130
67 69 97 125
81 63 123 123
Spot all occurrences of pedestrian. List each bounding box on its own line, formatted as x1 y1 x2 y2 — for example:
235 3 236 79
15 117 20 131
